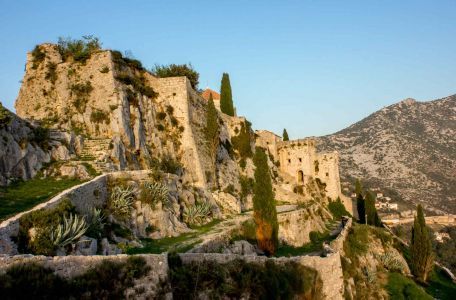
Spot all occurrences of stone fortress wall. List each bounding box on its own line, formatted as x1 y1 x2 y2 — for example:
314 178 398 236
256 131 342 200
0 219 352 300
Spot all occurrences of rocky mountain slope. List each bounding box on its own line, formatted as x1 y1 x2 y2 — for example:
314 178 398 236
318 95 456 214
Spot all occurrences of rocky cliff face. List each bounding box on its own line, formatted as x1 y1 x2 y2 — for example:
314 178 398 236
318 95 456 214
14 43 250 194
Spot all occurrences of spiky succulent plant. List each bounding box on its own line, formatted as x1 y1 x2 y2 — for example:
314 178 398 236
183 202 212 225
51 213 88 248
110 185 135 216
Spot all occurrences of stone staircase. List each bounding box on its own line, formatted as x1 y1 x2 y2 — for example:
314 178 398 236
76 139 114 174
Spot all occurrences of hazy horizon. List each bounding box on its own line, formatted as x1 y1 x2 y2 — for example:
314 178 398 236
1 0 455 138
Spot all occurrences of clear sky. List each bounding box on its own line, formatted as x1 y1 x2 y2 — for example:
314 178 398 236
1 0 455 138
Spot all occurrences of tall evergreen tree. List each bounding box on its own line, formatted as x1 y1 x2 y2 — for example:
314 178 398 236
355 179 366 224
253 147 278 256
410 205 434 282
365 191 381 226
205 93 219 185
282 129 289 141
220 73 234 116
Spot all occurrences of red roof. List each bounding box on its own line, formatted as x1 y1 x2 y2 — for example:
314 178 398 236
201 88 220 101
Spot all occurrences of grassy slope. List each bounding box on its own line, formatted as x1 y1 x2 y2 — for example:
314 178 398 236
0 177 83 221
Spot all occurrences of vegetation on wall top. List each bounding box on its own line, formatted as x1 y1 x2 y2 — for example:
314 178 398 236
152 63 199 90
57 35 101 63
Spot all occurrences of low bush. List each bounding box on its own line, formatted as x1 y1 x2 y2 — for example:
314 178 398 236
387 272 432 300
0 102 12 128
45 62 58 84
115 72 157 98
159 155 182 175
152 63 199 89
138 181 169 208
31 45 46 69
18 198 76 255
328 197 351 220
57 35 101 63
343 224 369 258
0 256 151 299
90 110 110 124
168 253 322 299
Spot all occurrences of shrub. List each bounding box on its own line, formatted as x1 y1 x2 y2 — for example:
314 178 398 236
51 213 88 248
57 35 101 63
379 252 406 273
183 202 212 226
166 105 174 115
159 155 182 175
85 208 106 239
168 253 322 299
0 257 151 299
223 184 236 196
70 81 93 113
0 263 67 299
138 181 169 208
0 102 12 128
90 110 110 124
18 199 75 255
344 224 369 257
115 72 157 98
152 63 199 89
156 111 167 120
99 66 109 73
387 272 432 300
31 45 46 69
45 62 58 84
109 185 135 218
328 197 351 220
111 50 145 71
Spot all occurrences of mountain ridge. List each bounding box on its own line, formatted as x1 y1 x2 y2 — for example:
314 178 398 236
317 94 456 214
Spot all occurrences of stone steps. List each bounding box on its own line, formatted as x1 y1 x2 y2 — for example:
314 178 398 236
76 139 113 174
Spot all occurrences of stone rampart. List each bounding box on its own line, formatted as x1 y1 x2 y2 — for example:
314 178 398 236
179 252 344 300
0 254 169 299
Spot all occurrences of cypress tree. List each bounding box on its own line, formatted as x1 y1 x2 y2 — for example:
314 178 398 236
205 93 219 184
220 73 234 116
365 191 381 226
355 179 366 224
410 205 434 282
282 129 289 141
253 147 278 256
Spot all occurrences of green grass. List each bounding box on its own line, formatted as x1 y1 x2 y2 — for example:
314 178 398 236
126 219 222 254
0 177 83 221
425 267 456 300
386 272 432 300
276 230 336 257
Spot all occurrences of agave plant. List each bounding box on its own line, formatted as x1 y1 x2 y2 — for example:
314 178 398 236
140 181 169 208
51 213 89 248
183 202 212 225
362 266 377 284
110 185 135 216
379 252 405 273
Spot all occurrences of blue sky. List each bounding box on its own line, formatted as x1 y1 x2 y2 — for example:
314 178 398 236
1 0 455 137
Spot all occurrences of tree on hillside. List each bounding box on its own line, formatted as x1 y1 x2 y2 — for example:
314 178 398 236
205 93 220 186
355 179 366 224
220 73 234 116
282 129 289 141
365 191 382 226
253 147 278 256
153 64 199 90
410 204 434 283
